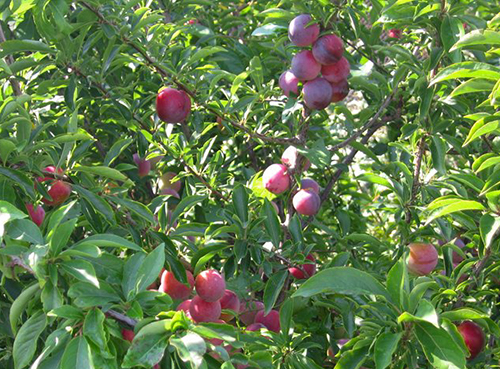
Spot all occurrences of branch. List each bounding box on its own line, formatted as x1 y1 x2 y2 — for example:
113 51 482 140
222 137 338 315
330 87 398 153
321 122 384 204
106 309 137 327
405 135 426 223
7 256 34 274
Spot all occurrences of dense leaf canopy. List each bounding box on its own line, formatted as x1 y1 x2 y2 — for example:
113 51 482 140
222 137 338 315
1 0 500 368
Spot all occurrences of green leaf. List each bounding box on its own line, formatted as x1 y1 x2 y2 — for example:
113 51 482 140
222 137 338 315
430 136 447 175
479 214 500 248
0 200 27 237
386 259 407 309
103 138 133 166
263 270 287 315
279 298 294 338
189 46 226 65
463 118 500 146
414 321 466 369
451 30 500 50
59 336 94 369
136 244 165 292
10 283 40 335
13 311 47 369
262 199 281 248
292 267 391 301
0 139 16 164
475 155 500 172
7 219 44 245
0 167 36 199
0 40 55 56
440 16 463 63
49 218 77 255
170 332 207 368
232 184 248 225
169 195 206 227
426 199 485 224
74 234 142 251
109 196 155 224
48 305 84 320
73 185 115 223
374 332 402 369
481 169 500 195
430 62 500 85
61 259 100 287
334 346 369 369
252 24 286 36
83 309 106 348
68 282 119 307
122 332 169 368
73 165 129 182
450 79 496 97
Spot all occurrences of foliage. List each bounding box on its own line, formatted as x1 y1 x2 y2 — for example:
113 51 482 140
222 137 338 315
1 0 500 368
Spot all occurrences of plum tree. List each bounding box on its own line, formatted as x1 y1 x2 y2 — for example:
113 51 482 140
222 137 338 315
133 153 151 178
281 146 310 171
407 243 438 276
312 34 344 65
189 295 222 322
288 14 320 47
219 290 240 322
321 57 350 84
240 300 265 326
262 164 290 195
300 178 320 193
279 70 299 97
156 87 191 123
291 50 321 81
457 321 485 359
255 310 281 332
159 172 182 193
159 270 195 300
26 203 45 227
293 188 321 216
303 77 333 110
195 269 226 302
330 79 349 102
289 254 317 279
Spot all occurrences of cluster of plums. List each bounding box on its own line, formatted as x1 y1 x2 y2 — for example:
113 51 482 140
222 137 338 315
120 267 283 365
263 146 321 217
26 166 73 227
279 14 350 110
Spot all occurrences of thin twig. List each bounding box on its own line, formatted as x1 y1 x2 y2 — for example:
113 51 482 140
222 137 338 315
405 135 426 223
321 122 385 204
330 87 398 153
